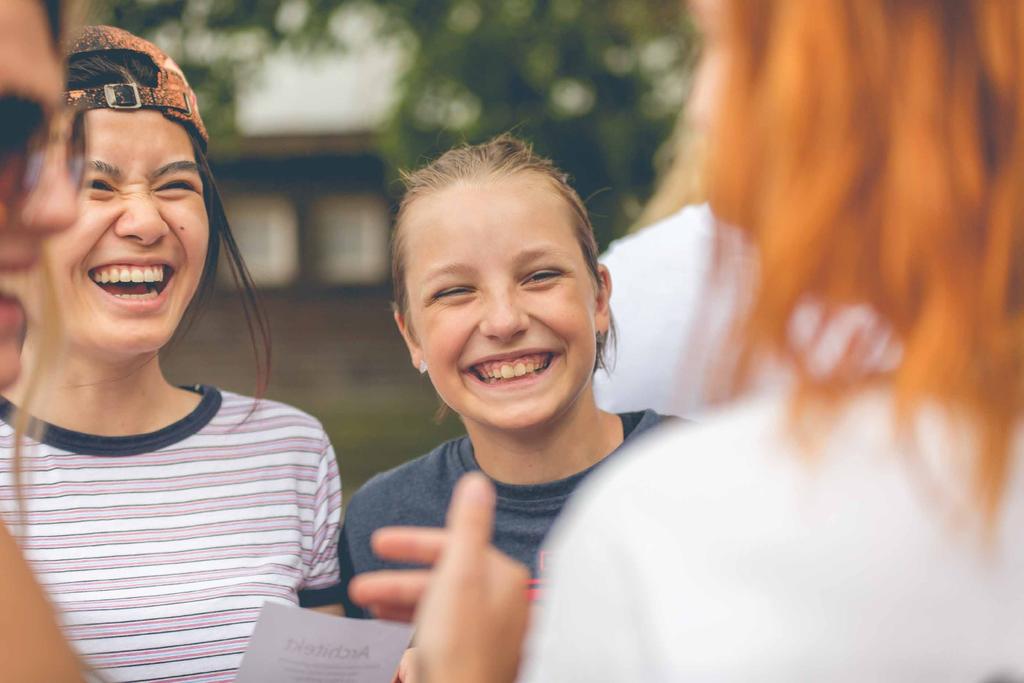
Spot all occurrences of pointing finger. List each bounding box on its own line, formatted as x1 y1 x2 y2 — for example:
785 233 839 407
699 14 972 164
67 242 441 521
440 473 496 572
371 527 448 565
348 569 431 610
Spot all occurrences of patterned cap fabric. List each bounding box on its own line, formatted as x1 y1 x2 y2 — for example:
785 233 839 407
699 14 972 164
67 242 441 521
64 25 208 149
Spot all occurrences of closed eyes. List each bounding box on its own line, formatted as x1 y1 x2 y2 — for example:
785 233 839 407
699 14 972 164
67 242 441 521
156 180 200 193
87 179 200 193
524 269 562 284
428 269 563 304
433 286 472 300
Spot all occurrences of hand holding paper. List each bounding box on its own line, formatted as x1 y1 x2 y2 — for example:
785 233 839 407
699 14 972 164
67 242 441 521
235 602 413 683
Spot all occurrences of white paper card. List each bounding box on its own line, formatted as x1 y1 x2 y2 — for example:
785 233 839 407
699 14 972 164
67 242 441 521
236 602 414 683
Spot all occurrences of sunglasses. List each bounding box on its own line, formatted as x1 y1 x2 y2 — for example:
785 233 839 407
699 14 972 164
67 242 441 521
0 95 86 208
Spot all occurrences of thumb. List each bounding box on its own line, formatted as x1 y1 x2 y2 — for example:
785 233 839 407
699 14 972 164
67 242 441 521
443 472 496 565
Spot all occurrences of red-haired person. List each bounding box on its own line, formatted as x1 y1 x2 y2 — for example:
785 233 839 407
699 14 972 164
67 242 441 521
354 1 1024 680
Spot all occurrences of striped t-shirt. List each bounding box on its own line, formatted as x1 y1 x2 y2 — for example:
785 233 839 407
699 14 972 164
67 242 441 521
0 387 343 682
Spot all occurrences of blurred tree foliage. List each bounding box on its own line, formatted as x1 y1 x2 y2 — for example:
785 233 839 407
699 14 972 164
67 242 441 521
91 0 696 241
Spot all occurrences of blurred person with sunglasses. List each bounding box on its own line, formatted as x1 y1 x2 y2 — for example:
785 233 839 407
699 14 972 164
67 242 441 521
0 1 87 681
0 0 83 388
0 25 344 682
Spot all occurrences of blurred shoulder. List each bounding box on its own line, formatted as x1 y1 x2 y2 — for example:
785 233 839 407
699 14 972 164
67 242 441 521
603 395 790 491
568 390 899 530
602 203 716 265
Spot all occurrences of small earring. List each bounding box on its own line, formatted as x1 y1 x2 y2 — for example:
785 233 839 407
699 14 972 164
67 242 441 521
419 360 428 374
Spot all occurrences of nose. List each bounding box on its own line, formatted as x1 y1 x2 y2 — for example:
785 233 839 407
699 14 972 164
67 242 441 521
17 154 80 237
114 194 170 246
478 291 529 342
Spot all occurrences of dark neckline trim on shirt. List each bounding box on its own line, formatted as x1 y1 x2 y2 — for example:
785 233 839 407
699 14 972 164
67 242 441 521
0 385 222 456
455 410 656 503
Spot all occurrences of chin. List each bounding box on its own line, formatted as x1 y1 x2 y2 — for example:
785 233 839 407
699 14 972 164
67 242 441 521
482 404 562 434
90 330 174 360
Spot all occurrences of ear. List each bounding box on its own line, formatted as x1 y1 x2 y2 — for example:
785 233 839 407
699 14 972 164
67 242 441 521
594 264 613 336
394 310 425 371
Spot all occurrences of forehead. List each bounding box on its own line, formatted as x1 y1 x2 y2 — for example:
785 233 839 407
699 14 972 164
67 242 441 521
86 109 196 167
0 0 62 109
401 174 582 268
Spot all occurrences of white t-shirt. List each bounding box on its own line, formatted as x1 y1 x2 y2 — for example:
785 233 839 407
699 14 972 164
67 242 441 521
594 204 753 418
522 390 1024 682
0 387 343 682
595 206 895 419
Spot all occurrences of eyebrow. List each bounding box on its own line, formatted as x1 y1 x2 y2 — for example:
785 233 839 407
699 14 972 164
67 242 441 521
88 160 200 182
150 160 200 181
513 245 576 269
422 263 477 282
90 159 122 180
420 246 574 283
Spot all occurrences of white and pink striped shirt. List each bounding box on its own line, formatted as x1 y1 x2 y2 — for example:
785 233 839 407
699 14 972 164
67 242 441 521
0 387 343 682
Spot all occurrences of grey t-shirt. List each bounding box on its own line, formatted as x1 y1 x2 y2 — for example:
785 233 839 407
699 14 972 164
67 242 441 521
339 410 668 617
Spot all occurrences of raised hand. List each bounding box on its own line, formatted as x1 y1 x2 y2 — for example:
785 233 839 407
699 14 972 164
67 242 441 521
350 473 530 683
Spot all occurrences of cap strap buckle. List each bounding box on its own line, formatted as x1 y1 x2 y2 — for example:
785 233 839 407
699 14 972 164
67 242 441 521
103 83 142 110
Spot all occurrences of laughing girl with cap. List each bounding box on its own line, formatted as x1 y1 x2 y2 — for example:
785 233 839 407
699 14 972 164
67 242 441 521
0 26 344 682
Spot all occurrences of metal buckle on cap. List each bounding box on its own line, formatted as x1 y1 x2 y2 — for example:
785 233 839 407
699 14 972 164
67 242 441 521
103 83 141 110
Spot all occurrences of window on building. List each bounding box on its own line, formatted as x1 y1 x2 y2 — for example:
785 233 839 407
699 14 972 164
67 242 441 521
223 194 300 287
312 194 390 285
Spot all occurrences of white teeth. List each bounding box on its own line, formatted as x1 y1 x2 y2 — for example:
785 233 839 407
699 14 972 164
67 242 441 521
91 265 167 284
141 267 164 283
513 363 527 377
500 365 515 379
113 290 158 300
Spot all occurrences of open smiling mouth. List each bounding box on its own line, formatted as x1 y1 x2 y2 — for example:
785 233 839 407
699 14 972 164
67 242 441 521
89 265 173 300
469 352 555 384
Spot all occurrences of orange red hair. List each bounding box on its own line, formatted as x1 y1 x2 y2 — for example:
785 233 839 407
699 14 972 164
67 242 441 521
706 0 1024 525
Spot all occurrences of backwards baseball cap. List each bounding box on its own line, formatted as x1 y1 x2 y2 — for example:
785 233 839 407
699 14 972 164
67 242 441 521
64 25 208 150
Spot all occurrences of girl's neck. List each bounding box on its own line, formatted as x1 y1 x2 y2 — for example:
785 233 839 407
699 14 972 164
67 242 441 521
6 337 201 437
464 390 624 485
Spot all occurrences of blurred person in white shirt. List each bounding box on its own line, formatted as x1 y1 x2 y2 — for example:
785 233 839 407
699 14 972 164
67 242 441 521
351 0 1024 680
